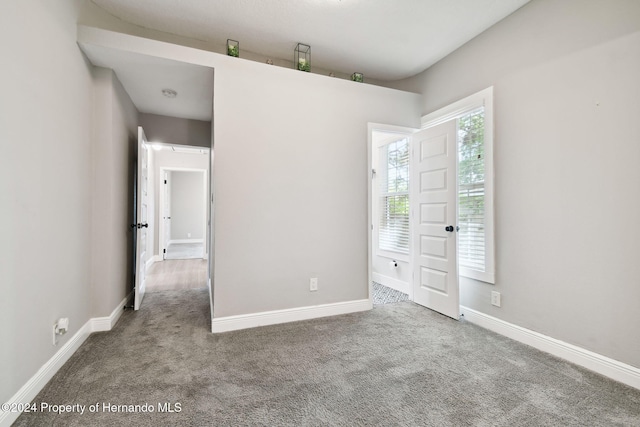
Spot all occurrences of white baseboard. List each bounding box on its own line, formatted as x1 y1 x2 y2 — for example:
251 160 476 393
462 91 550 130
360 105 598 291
91 293 132 332
0 321 92 427
372 272 410 294
460 306 640 390
211 299 373 333
0 296 131 427
149 255 162 265
169 239 204 244
145 256 157 270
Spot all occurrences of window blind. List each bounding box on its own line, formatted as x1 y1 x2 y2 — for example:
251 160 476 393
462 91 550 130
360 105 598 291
379 139 410 254
458 108 485 271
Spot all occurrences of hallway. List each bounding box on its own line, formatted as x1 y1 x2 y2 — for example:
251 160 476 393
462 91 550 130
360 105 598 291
145 259 207 292
164 242 205 260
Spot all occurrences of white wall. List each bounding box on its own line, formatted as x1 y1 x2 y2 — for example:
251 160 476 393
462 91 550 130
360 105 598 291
372 256 411 294
91 68 139 318
0 0 94 404
170 171 205 241
213 59 422 317
388 0 640 368
151 150 209 257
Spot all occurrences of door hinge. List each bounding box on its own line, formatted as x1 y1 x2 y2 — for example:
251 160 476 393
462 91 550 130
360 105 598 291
164 179 167 184
163 249 166 254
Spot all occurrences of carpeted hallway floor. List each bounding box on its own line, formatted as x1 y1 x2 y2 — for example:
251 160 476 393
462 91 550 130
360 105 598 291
15 288 640 426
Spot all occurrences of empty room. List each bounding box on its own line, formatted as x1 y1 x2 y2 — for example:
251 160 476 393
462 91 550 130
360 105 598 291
1 0 639 426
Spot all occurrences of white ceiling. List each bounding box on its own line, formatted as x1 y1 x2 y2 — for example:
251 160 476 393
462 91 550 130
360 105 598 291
90 0 530 81
80 0 529 121
80 43 214 121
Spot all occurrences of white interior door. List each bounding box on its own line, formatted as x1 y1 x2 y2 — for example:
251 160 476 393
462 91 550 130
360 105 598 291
163 171 171 259
134 126 149 310
411 120 459 319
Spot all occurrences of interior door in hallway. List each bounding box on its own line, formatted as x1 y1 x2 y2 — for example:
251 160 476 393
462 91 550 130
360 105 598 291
411 120 459 319
163 170 171 260
134 126 150 310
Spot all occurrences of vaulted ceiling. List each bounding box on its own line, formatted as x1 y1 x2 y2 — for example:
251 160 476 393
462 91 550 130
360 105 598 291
90 0 530 81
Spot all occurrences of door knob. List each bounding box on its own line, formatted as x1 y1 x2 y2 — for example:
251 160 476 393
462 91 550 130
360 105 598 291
140 223 149 228
445 225 454 232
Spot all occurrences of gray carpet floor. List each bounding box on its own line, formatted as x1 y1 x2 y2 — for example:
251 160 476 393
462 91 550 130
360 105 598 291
15 289 640 426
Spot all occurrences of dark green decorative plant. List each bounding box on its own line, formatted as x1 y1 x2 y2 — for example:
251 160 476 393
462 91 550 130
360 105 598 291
351 72 364 83
227 39 239 57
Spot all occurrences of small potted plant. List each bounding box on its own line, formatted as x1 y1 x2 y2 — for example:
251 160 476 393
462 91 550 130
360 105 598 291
351 72 364 83
294 43 311 72
298 58 310 72
227 39 239 57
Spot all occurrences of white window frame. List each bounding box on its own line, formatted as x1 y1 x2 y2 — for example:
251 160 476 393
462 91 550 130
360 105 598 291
375 135 411 261
421 87 495 284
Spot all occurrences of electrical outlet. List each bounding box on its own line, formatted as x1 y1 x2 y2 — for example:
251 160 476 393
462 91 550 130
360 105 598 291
491 291 501 307
187 233 191 238
52 318 69 345
310 277 318 292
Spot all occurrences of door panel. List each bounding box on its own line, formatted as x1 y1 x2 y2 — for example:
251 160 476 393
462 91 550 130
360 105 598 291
134 127 149 311
412 120 459 319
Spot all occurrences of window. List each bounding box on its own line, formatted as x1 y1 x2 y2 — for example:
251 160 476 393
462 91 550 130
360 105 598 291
421 87 495 283
457 108 486 272
378 138 410 255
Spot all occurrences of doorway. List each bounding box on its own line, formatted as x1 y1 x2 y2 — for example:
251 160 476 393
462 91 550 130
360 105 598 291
369 124 416 307
145 144 210 293
159 168 208 261
368 87 494 319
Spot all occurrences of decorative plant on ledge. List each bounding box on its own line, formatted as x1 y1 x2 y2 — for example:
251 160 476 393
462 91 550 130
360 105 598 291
298 58 310 72
227 39 239 57
295 43 311 72
351 72 364 83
